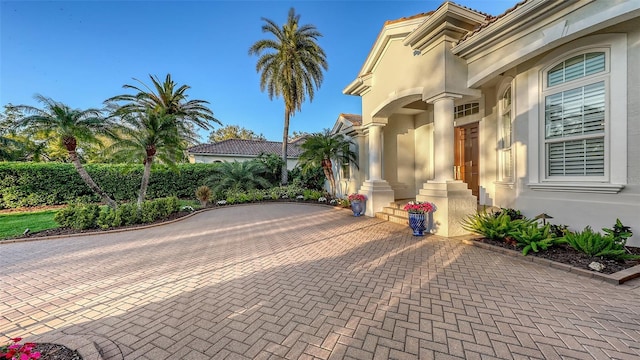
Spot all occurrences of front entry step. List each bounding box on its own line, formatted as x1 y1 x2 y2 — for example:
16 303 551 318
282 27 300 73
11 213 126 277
374 199 413 225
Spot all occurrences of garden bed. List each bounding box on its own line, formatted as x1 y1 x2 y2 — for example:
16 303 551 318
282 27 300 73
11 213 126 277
475 237 640 275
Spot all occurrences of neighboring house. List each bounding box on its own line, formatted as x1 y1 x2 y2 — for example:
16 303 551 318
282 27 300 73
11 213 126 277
187 138 305 170
343 0 640 245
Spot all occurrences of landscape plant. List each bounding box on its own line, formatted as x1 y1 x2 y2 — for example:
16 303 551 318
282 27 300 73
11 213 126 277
509 221 558 255
206 160 272 197
0 337 41 360
297 131 358 196
0 162 221 209
403 201 434 214
249 7 328 185
461 211 528 242
561 226 640 261
13 95 117 208
106 73 220 144
55 197 181 230
195 185 212 207
602 218 633 246
348 193 366 202
106 109 183 205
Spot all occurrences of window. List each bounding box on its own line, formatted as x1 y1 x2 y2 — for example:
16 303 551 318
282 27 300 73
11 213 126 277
454 103 479 119
498 86 513 182
543 51 606 179
528 34 627 193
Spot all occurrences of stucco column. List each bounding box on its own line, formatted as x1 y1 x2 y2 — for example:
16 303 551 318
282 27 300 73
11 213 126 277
432 96 456 182
368 124 383 181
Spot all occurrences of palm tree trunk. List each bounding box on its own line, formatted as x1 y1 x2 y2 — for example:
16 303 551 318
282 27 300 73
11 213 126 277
138 157 153 206
322 159 336 196
68 150 117 209
281 109 290 186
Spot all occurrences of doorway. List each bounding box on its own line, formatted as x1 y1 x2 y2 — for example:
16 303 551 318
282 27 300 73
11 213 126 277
454 123 479 200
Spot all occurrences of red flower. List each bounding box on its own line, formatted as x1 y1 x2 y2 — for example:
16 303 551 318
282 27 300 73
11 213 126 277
403 201 435 214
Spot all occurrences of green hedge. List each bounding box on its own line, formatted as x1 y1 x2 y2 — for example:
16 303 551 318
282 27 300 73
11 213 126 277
0 162 221 209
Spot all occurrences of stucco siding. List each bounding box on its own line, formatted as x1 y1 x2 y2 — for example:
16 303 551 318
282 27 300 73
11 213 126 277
414 111 433 194
627 26 640 185
384 114 416 199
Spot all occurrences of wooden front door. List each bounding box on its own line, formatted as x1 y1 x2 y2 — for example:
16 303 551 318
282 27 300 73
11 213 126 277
454 123 479 199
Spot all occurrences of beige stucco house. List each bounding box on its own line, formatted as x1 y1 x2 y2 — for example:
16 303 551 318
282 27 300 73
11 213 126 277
341 0 640 245
187 138 304 170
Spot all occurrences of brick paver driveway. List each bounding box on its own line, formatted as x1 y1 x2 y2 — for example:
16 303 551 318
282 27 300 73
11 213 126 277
2 204 640 359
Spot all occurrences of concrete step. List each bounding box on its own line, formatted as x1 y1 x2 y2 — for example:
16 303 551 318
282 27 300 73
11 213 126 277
377 212 409 225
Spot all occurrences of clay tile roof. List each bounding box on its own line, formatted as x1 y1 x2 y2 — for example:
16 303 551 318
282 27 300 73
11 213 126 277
188 139 304 157
384 11 433 26
340 113 362 126
457 0 529 44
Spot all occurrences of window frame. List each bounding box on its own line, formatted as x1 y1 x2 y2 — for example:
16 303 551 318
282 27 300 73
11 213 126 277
497 83 514 183
541 48 610 182
526 33 627 193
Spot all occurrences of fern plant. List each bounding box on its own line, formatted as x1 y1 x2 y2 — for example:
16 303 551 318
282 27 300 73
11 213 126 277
461 212 527 241
509 222 558 255
562 226 640 261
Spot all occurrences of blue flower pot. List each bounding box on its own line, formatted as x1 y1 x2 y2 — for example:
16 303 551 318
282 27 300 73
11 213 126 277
408 213 428 236
351 200 364 217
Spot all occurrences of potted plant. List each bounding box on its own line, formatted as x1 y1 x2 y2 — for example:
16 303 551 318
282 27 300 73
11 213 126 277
348 193 367 217
403 201 435 236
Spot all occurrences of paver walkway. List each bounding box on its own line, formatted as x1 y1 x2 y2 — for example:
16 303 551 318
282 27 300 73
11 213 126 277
1 203 640 359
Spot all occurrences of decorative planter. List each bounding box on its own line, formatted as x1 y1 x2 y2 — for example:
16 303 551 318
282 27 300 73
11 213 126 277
408 213 430 236
351 200 364 217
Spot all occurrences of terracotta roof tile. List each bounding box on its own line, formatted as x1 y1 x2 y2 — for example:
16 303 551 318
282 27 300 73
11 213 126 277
457 0 529 44
384 11 433 26
340 113 362 126
188 139 303 157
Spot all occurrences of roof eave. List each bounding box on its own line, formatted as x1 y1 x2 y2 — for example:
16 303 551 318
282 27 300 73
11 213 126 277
452 0 567 57
404 2 488 50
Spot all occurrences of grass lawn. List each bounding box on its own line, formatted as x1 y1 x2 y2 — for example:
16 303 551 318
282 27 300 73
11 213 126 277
0 210 59 239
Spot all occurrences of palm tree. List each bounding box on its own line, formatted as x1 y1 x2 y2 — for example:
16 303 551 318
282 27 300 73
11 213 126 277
106 109 184 205
15 95 117 208
298 131 358 196
206 161 272 196
106 73 221 144
249 8 328 186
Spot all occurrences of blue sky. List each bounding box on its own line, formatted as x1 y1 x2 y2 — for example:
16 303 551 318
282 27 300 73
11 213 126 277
1 0 514 142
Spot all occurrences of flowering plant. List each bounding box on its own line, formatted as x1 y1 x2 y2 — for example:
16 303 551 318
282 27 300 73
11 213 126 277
403 201 435 214
1 338 41 360
348 193 367 202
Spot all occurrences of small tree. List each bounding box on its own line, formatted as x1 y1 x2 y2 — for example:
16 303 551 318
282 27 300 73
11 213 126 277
14 95 117 208
206 161 272 196
298 131 358 196
208 125 266 143
106 109 183 206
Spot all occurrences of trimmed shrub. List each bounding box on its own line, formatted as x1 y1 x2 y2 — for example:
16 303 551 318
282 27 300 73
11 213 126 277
53 203 101 230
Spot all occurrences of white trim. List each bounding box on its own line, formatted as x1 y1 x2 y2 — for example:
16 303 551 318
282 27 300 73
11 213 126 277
497 77 514 184
527 183 624 194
